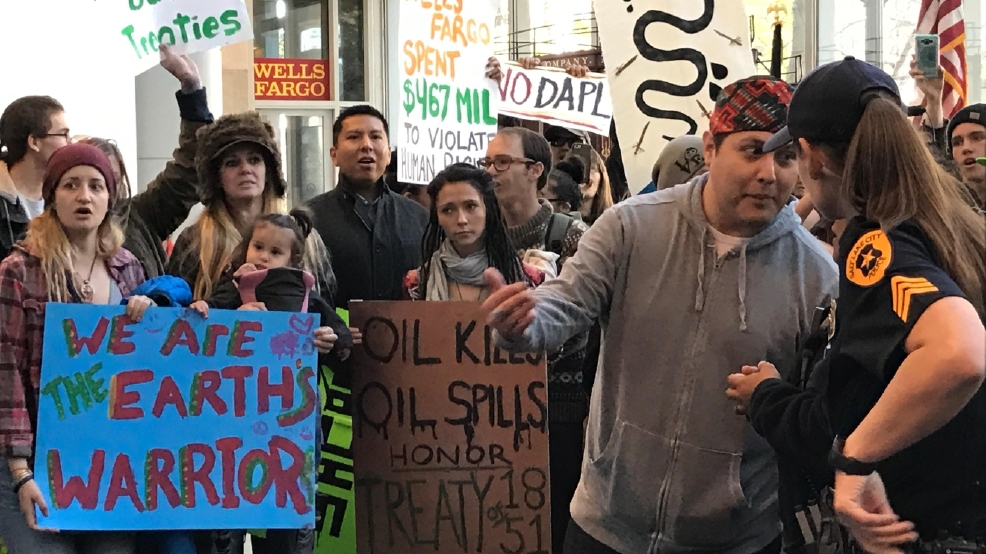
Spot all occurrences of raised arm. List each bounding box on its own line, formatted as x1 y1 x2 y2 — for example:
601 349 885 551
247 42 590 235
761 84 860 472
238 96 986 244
127 45 214 243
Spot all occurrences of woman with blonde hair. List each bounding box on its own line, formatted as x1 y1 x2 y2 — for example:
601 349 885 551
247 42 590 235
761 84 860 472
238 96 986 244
166 111 335 554
0 143 154 553
167 111 287 300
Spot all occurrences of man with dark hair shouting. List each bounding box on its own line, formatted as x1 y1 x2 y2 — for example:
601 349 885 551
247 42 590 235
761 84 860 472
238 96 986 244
482 77 838 554
308 105 429 310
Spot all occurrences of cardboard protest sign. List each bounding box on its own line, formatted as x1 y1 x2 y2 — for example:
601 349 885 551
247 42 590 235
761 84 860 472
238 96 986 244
497 62 613 135
596 0 755 193
96 0 254 74
349 301 551 554
397 0 498 185
314 308 357 554
33 304 319 530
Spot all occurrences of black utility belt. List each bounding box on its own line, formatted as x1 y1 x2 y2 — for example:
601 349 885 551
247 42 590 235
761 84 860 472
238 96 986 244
794 491 850 554
795 491 985 554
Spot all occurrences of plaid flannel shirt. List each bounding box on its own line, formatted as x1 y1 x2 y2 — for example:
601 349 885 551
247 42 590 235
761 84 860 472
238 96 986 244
0 244 145 461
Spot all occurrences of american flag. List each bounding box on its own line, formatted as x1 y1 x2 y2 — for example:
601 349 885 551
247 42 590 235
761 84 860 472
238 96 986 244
916 0 969 118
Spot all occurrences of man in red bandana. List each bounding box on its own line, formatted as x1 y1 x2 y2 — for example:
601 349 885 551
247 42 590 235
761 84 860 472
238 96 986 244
482 77 839 554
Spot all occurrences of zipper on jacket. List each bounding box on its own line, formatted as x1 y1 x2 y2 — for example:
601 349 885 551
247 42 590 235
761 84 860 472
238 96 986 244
348 193 373 233
653 246 727 550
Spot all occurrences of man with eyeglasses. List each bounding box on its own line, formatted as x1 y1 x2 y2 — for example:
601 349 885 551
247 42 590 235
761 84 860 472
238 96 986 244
0 96 71 260
479 125 591 552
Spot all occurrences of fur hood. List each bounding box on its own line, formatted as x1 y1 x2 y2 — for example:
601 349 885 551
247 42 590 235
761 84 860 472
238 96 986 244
194 111 286 206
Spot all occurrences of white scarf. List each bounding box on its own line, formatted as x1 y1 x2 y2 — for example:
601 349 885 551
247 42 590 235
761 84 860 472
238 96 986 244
423 240 489 301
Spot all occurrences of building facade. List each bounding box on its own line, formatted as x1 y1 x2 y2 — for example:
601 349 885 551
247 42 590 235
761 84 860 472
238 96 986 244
239 0 390 206
1 0 982 203
223 0 985 204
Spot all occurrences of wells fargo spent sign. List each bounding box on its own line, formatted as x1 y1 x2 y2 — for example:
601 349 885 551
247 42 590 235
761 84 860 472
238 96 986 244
349 301 551 554
255 58 331 100
32 304 319 530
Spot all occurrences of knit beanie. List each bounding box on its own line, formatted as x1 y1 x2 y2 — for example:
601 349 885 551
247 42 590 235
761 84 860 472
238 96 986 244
947 103 986 152
42 143 117 208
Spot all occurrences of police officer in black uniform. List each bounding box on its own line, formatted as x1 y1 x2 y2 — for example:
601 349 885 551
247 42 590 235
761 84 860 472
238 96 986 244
752 57 986 554
728 299 847 554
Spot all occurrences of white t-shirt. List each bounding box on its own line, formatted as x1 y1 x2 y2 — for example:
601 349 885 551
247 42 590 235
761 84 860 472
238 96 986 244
19 194 44 219
709 226 750 257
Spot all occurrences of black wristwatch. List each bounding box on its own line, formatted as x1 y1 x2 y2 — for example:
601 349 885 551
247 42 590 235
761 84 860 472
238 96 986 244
828 437 879 475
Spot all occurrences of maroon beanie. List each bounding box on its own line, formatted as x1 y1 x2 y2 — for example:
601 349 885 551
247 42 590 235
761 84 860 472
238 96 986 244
42 143 118 208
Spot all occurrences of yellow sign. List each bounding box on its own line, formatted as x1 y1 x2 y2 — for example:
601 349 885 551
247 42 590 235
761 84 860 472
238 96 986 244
891 276 938 322
845 230 893 287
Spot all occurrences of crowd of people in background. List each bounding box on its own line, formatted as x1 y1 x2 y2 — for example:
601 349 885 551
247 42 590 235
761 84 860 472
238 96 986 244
0 40 983 554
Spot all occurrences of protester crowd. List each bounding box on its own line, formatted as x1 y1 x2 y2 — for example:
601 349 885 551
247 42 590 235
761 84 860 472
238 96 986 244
0 39 983 554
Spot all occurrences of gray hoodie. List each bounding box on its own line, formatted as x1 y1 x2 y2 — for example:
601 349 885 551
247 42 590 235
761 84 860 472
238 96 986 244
498 174 838 554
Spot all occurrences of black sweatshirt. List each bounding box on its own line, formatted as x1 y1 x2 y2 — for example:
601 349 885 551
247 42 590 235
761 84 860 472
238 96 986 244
206 275 354 374
747 308 835 552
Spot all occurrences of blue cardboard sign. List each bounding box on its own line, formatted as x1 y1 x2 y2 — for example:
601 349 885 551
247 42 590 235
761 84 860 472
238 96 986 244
33 304 319 531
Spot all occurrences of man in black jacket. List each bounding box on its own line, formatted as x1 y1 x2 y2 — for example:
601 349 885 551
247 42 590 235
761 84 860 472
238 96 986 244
307 105 428 308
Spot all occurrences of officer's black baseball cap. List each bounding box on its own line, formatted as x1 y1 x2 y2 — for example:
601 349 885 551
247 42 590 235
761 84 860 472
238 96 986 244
764 56 901 153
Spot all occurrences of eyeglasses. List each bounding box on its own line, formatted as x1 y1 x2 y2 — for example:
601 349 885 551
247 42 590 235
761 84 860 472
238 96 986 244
477 155 536 172
549 138 583 148
40 132 72 141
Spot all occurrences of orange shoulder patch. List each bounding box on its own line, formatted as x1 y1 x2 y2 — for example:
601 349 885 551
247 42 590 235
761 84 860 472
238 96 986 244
845 230 893 287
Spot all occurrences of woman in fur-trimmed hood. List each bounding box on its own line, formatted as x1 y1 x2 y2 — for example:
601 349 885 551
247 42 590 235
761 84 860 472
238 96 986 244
167 112 287 301
170 111 339 554
168 111 337 309
194 111 286 205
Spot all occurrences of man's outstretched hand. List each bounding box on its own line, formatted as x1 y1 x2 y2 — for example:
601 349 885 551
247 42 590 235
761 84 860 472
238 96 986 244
482 268 536 340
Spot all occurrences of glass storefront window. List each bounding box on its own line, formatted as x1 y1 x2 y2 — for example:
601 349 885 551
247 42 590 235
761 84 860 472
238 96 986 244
529 0 593 57
337 0 365 101
826 0 984 106
746 0 806 83
254 0 329 59
261 110 334 207
498 0 982 103
493 0 510 57
501 0 805 82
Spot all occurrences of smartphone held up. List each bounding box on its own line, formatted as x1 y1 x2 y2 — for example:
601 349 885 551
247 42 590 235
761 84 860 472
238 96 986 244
915 34 941 78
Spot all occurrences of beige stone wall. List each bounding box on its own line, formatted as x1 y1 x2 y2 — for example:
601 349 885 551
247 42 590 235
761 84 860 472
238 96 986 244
221 0 255 114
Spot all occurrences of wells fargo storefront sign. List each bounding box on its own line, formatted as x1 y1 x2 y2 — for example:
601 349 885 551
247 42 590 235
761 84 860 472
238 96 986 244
254 58 330 100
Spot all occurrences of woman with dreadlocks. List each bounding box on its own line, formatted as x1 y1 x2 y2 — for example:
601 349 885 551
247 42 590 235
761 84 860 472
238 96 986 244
403 163 543 301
